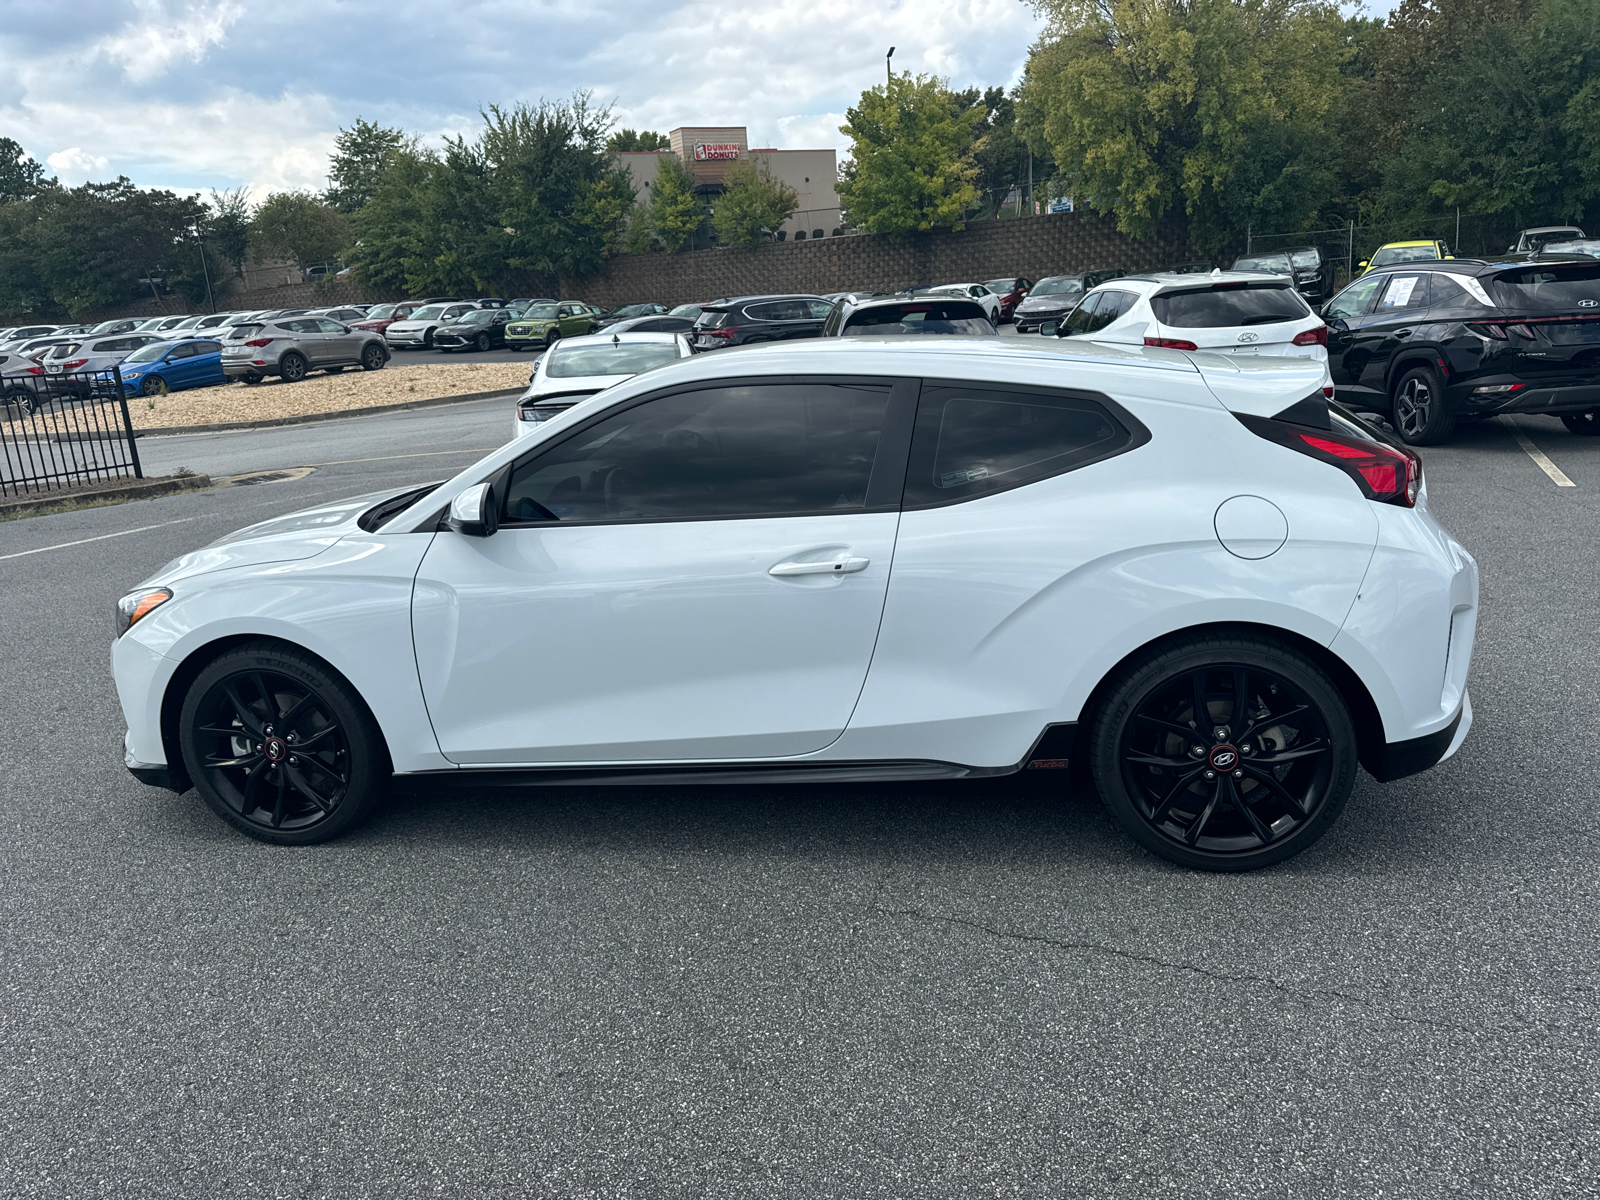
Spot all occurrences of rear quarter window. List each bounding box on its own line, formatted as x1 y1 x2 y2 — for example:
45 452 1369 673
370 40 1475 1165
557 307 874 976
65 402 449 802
1152 285 1308 328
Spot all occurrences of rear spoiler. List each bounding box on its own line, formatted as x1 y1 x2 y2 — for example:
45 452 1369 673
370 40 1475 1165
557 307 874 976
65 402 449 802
517 389 603 408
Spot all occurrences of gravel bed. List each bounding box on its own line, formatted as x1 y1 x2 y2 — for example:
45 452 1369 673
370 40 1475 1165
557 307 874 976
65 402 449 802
125 361 531 430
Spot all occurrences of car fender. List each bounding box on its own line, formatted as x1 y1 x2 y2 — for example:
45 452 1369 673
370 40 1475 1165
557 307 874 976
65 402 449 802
1383 342 1450 395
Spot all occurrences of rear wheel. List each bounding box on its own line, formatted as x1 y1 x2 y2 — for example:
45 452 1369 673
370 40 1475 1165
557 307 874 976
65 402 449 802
178 642 389 845
1088 632 1358 872
1561 409 1600 435
361 343 385 371
279 353 308 383
1391 364 1455 445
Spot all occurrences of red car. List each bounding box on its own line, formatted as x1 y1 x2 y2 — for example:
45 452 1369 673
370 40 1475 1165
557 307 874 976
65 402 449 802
350 302 420 337
984 277 1034 323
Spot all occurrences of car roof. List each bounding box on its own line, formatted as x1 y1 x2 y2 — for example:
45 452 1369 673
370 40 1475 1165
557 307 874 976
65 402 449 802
1096 270 1290 290
1523 225 1584 234
707 294 826 307
846 295 989 311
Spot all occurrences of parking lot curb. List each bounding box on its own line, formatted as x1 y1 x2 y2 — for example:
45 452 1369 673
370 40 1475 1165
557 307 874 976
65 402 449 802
0 472 212 522
120 387 526 440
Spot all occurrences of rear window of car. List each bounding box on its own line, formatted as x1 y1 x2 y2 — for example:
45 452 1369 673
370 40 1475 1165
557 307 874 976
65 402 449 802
1151 284 1308 328
226 324 266 339
545 343 682 378
1489 264 1600 312
695 310 733 329
843 302 996 336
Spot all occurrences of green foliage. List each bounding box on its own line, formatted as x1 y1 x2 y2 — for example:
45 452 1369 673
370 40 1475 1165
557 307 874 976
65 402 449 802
202 188 251 275
0 137 49 202
249 191 349 268
837 73 985 236
608 129 670 151
648 154 702 253
712 158 800 248
1019 0 1347 247
326 118 409 213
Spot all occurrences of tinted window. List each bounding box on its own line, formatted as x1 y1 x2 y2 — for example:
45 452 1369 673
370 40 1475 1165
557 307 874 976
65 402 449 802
166 342 198 359
1060 293 1101 335
1031 277 1083 298
843 301 995 336
1151 284 1307 328
805 300 834 319
1377 273 1431 311
504 383 891 523
1489 263 1600 312
545 343 682 378
1428 273 1488 308
1324 275 1384 320
904 385 1143 506
1087 290 1136 330
194 340 221 354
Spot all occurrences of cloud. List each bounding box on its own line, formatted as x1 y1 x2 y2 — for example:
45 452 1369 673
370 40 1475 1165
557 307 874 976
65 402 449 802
0 0 1044 197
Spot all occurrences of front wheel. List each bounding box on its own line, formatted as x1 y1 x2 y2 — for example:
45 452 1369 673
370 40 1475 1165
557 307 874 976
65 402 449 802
361 343 386 371
545 328 562 349
178 642 390 845
1391 365 1455 445
476 332 491 352
140 374 166 397
1561 409 1600 435
1088 632 1358 872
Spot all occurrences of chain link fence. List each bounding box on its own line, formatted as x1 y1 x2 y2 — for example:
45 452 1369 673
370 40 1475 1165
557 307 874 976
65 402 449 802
0 368 144 498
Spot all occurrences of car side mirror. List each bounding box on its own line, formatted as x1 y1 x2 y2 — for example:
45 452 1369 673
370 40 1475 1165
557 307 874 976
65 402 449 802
1357 260 1368 271
446 481 498 538
1039 319 1059 337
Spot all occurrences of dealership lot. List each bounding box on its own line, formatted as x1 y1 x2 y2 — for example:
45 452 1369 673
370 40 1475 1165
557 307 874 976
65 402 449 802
2 405 1599 1194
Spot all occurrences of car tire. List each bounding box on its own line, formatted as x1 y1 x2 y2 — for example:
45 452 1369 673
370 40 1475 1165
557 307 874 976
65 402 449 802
476 332 491 352
178 640 390 846
140 374 166 397
1560 409 1600 435
545 329 562 349
422 329 435 349
1390 364 1455 445
278 353 308 383
1087 631 1358 872
361 343 385 371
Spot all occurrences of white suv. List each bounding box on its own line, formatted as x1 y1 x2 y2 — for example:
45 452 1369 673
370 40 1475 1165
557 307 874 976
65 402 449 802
1050 272 1329 363
111 338 1474 870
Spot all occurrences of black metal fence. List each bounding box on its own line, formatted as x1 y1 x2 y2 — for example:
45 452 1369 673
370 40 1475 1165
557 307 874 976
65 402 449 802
0 368 143 498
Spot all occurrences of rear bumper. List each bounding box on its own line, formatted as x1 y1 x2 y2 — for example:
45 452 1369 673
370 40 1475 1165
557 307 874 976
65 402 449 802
1362 692 1470 782
1457 379 1600 415
223 362 279 378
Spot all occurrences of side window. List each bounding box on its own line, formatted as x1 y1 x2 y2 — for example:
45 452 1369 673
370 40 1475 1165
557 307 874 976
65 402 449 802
745 303 783 322
1377 273 1431 311
821 302 845 337
1425 273 1483 309
1061 294 1101 335
805 300 834 320
1088 290 1135 330
1324 275 1384 319
194 340 221 355
166 342 197 359
315 318 347 333
903 384 1147 507
502 382 893 524
557 305 574 318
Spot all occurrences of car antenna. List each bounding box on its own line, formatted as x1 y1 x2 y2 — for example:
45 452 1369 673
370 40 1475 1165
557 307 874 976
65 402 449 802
612 332 620 344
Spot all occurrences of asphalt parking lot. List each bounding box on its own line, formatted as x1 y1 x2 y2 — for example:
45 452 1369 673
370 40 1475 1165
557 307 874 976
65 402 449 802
3 387 1599 1196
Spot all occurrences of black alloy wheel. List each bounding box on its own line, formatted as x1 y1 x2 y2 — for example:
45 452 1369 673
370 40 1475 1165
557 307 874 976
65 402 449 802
1561 409 1600 435
1089 633 1357 871
279 353 308 383
140 374 166 397
1391 364 1455 445
178 642 388 844
545 328 562 348
476 331 491 352
361 343 385 371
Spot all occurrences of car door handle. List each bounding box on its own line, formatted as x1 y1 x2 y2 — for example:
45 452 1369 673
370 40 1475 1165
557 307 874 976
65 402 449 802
1394 328 1413 338
769 554 870 577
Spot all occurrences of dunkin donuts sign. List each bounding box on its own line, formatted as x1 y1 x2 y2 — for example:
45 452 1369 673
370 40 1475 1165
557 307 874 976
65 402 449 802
694 143 741 161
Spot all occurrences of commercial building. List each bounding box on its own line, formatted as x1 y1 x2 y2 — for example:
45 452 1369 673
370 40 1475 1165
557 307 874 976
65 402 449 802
613 126 842 242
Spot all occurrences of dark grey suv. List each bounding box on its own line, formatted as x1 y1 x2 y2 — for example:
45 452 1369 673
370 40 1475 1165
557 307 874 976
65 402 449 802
691 295 834 350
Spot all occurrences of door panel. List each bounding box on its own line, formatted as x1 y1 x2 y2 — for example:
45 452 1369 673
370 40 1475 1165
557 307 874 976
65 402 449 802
412 514 899 763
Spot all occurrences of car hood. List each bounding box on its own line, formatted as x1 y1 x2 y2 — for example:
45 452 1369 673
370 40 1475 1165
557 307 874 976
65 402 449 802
509 316 558 326
1017 294 1080 311
437 323 489 335
386 319 437 332
138 485 418 588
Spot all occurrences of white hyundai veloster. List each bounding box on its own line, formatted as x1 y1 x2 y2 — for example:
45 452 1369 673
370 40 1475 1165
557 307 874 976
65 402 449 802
112 338 1476 870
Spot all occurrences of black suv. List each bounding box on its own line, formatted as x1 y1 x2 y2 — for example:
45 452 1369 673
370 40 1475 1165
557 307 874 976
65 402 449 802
691 295 840 350
1231 247 1326 303
1321 256 1600 444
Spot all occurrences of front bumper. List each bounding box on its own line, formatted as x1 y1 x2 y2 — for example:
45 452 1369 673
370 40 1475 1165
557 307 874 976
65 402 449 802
1015 309 1072 330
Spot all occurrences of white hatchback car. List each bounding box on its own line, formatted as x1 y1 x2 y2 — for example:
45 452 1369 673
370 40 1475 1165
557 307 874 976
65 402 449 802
112 338 1476 870
514 331 691 438
384 303 477 350
1049 272 1330 364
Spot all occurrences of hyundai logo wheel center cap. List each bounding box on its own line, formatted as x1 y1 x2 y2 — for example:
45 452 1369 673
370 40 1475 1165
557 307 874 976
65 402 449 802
263 736 288 763
1208 744 1239 772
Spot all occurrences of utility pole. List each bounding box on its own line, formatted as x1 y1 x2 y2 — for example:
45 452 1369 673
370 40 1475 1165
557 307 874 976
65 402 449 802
1028 153 1034 216
886 46 894 88
198 240 215 313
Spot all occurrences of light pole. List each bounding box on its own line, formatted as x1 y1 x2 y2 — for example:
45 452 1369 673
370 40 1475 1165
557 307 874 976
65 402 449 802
197 239 215 313
886 46 895 88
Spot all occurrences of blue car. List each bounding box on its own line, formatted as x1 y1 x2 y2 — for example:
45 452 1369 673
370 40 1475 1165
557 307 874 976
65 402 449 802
118 337 226 397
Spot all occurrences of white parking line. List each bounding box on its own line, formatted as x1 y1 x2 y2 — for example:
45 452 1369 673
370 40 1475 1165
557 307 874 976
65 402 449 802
1503 418 1576 487
0 517 199 561
306 448 495 467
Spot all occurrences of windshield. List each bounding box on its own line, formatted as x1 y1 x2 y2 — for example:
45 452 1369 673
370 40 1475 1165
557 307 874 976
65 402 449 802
1030 277 1083 297
408 306 446 320
1490 264 1600 312
1151 284 1309 327
611 304 651 318
366 304 399 320
984 280 1016 293
521 305 559 320
457 309 497 324
1290 249 1320 269
1370 245 1440 267
668 304 701 318
170 316 203 329
1232 255 1292 274
843 302 997 336
123 343 169 364
545 343 681 378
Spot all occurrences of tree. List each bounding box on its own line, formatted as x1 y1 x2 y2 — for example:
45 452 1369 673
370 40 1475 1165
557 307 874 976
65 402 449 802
0 137 48 203
1018 0 1347 246
607 129 670 152
648 154 702 252
249 191 349 269
203 187 251 275
326 118 408 213
712 158 800 248
836 73 985 236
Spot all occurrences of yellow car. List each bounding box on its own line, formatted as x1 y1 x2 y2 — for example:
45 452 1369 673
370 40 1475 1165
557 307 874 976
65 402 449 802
1357 239 1452 274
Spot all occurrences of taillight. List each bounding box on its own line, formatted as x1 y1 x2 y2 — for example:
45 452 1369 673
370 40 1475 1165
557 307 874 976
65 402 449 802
244 338 273 347
1238 410 1421 508
1292 325 1328 347
25 366 42 375
1470 323 1508 340
1508 324 1535 339
1322 385 1335 398
61 359 88 370
1144 336 1198 351
706 327 740 339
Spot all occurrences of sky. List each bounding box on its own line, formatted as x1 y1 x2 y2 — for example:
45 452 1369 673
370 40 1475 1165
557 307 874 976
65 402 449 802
0 0 1403 201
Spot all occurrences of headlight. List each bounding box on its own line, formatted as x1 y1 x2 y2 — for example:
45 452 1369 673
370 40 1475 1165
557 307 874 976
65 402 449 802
115 587 172 636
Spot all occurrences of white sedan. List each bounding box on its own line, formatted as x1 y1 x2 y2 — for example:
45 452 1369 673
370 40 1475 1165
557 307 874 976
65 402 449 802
514 331 691 438
928 283 1003 324
112 337 1475 870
